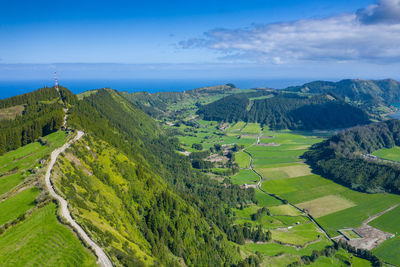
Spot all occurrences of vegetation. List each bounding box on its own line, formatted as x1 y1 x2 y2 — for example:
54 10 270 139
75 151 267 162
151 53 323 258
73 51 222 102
0 86 76 155
62 89 257 266
0 203 97 267
197 92 370 130
303 119 400 193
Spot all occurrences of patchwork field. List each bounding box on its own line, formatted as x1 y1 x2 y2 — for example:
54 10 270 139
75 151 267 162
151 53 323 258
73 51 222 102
169 118 396 265
297 195 356 218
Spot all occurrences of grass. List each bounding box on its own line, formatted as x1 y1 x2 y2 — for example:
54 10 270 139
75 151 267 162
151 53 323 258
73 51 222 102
0 187 39 225
0 173 25 196
339 229 362 239
227 121 246 132
254 189 282 207
257 164 311 180
270 223 322 246
0 105 25 121
372 146 400 162
368 205 400 234
231 169 259 185
373 235 400 266
297 195 356 218
241 123 262 134
244 239 331 257
269 205 302 216
0 131 67 174
235 151 250 168
0 203 97 267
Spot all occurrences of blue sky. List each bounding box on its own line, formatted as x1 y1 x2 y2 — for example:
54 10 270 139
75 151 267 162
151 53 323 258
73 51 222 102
1 0 400 81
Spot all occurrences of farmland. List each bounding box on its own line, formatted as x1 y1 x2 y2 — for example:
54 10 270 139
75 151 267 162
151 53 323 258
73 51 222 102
0 131 97 266
169 118 367 266
0 203 96 267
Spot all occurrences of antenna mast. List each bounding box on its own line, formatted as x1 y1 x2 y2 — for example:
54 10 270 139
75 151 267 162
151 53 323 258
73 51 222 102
54 72 59 91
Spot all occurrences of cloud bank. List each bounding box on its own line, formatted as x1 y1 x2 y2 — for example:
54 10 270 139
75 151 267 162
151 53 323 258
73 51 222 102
180 0 400 64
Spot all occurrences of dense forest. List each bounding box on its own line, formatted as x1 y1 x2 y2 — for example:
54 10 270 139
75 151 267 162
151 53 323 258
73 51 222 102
303 119 400 193
67 89 257 266
197 92 370 130
0 87 76 154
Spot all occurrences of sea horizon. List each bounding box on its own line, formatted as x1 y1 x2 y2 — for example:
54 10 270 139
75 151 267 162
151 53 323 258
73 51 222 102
0 78 321 99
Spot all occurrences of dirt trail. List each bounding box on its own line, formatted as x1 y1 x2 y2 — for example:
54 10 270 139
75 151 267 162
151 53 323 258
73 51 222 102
363 204 398 225
44 131 113 267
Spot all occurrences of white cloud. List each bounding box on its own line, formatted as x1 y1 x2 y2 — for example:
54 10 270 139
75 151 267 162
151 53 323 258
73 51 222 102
180 1 400 64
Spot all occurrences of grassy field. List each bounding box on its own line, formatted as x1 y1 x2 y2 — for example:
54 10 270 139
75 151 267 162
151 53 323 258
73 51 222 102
231 169 259 185
372 146 400 161
241 123 262 134
243 239 331 257
0 187 39 225
0 173 25 196
373 235 400 266
297 195 356 218
258 164 311 180
235 151 250 168
368 205 400 234
0 131 67 174
0 203 97 267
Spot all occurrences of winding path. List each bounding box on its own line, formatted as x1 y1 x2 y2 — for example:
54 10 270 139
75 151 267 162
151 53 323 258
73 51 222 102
243 133 332 241
44 130 113 267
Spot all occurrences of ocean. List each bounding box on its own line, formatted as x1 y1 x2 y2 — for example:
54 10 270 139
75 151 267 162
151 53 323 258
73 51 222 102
0 78 312 99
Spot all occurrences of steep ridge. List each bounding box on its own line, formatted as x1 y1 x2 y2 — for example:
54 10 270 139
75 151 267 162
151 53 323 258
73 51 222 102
52 89 256 266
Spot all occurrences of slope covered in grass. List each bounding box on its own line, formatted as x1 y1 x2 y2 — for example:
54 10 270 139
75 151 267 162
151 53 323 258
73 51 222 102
0 203 97 267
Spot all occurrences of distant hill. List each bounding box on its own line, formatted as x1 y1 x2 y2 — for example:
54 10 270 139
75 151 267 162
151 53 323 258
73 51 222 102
286 79 400 105
121 83 239 118
197 91 370 130
304 119 400 193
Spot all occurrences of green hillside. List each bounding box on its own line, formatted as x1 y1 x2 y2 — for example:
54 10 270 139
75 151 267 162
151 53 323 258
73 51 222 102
197 92 370 130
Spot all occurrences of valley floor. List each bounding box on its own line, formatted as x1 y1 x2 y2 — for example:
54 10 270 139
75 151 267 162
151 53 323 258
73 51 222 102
174 119 400 266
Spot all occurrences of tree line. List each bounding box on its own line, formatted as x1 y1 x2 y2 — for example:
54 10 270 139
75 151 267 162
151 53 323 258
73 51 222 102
197 92 370 130
303 119 400 193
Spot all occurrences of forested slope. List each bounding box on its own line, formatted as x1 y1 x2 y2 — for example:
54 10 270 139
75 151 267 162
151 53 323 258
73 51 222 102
304 119 400 193
58 89 257 266
0 86 76 154
197 92 370 130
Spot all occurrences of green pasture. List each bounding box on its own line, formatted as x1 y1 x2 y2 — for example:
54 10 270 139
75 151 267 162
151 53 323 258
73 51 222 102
0 187 39 225
0 203 97 267
241 123 262 134
235 151 250 168
0 173 25 196
372 146 400 161
368 205 400 234
243 239 331 257
373 236 400 266
0 131 67 174
230 169 259 185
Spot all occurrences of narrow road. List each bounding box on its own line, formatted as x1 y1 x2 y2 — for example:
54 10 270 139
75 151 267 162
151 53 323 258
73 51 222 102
244 133 333 241
44 131 113 267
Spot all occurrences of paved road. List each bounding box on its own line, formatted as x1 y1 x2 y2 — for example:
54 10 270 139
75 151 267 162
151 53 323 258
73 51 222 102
244 133 332 241
44 131 113 267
